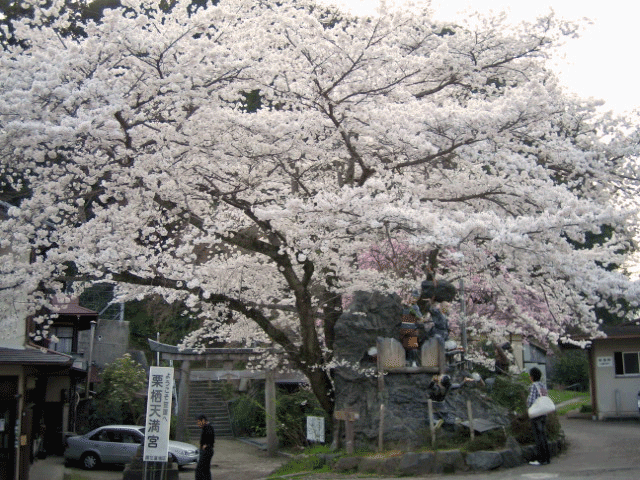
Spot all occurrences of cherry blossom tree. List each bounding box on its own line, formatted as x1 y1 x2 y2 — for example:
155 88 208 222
1 0 640 413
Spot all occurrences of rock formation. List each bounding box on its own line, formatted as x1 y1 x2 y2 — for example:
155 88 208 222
333 291 510 449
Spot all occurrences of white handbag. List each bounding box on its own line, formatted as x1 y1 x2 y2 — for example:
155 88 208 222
528 386 555 418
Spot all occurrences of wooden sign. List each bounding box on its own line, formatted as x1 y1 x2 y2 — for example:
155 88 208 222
334 410 360 421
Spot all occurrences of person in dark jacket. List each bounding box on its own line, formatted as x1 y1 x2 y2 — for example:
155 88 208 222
196 414 215 480
527 367 551 466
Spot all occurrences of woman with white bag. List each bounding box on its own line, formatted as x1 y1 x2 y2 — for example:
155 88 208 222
526 367 553 466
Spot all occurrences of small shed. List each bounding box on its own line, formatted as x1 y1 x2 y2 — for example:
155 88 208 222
588 322 640 420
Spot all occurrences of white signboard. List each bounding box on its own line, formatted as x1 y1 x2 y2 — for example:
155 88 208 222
306 416 325 443
143 366 174 462
597 356 613 368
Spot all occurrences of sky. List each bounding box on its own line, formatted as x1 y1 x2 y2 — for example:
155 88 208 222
321 0 640 116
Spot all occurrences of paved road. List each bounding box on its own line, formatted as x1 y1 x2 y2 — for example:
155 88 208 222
44 416 640 480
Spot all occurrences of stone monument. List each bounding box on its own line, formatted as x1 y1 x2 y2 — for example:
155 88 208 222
333 291 509 450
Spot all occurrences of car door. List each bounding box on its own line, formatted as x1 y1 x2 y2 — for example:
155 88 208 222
119 429 143 464
88 428 121 464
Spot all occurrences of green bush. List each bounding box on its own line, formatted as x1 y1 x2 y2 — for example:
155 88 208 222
489 376 529 414
276 387 330 448
579 404 593 414
229 385 331 449
230 392 266 437
510 412 561 444
550 350 589 391
89 354 147 429
488 375 562 446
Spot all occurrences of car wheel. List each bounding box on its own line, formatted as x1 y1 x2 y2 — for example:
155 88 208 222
169 453 185 470
81 452 100 470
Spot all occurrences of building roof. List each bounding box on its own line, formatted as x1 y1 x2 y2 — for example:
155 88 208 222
147 338 257 356
599 321 640 339
0 347 74 366
50 296 98 316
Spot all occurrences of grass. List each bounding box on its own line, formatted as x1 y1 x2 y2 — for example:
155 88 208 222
268 455 332 478
548 389 589 404
280 443 336 455
548 389 591 416
63 474 90 480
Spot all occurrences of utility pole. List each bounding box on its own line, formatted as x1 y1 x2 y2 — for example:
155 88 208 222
86 320 97 397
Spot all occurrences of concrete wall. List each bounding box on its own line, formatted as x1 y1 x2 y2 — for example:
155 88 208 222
45 376 71 403
523 343 547 382
78 319 130 368
0 284 29 350
592 337 640 419
0 239 32 350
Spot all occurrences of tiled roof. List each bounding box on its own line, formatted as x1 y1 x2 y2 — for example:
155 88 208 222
600 321 640 339
0 347 74 366
147 338 257 355
50 296 98 316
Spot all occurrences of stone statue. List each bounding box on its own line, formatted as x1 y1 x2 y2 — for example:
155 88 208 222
427 374 477 429
400 289 423 366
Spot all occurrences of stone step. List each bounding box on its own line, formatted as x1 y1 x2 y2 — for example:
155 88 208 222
187 380 234 438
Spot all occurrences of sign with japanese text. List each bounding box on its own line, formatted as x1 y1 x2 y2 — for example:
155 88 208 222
597 356 613 368
143 366 174 462
306 416 325 443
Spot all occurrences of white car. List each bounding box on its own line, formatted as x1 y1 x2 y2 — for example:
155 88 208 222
64 425 199 470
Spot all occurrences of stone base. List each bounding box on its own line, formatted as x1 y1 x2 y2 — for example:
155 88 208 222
306 437 565 476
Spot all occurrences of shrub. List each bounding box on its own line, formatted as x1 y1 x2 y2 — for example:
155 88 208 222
580 404 593 414
230 391 266 437
276 386 330 448
489 376 529 414
510 412 561 444
488 374 562 446
229 384 331 448
90 354 147 429
549 350 589 391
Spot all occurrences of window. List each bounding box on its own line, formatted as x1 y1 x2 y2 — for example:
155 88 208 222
614 351 640 375
92 430 110 442
50 326 74 354
122 433 142 444
92 429 124 443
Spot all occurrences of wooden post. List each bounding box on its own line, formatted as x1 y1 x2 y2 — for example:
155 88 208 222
334 409 359 455
378 403 384 452
265 369 278 456
467 400 475 441
428 399 436 446
344 413 355 455
331 418 340 451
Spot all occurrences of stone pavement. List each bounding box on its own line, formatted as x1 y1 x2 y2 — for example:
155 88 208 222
30 454 65 480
